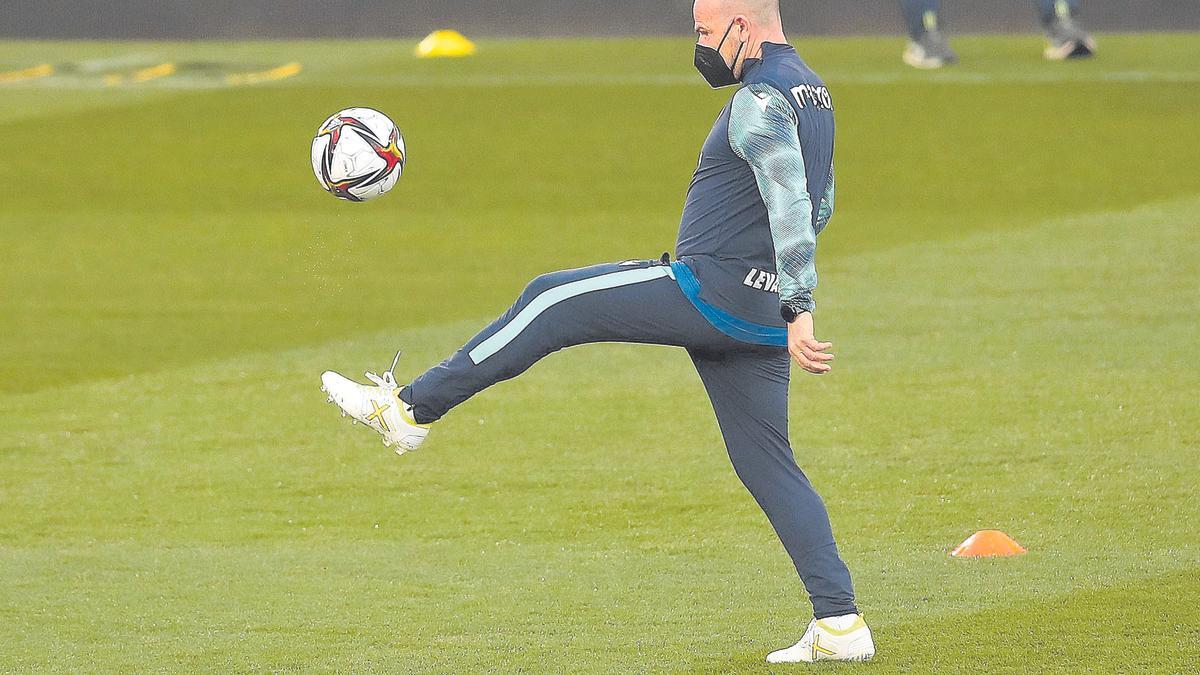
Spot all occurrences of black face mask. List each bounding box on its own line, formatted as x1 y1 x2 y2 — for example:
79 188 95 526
694 20 745 88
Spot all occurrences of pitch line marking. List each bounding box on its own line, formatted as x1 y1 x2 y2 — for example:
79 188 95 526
0 63 54 84
226 62 303 86
132 62 176 83
104 62 176 86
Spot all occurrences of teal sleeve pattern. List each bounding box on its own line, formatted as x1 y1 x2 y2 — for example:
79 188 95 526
728 83 818 315
815 162 835 235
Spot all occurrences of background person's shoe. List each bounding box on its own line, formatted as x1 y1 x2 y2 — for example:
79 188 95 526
1045 17 1097 60
903 29 958 69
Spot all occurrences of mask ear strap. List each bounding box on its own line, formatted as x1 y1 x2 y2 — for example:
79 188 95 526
731 39 746 72
728 21 747 76
716 19 736 50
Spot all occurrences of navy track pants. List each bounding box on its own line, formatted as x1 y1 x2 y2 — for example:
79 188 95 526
402 260 858 618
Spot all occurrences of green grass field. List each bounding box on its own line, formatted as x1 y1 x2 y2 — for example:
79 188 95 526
1 33 1198 671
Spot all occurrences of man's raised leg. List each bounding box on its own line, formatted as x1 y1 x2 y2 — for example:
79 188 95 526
323 260 714 449
402 260 721 424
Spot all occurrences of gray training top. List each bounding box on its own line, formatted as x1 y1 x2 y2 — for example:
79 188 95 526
675 42 836 328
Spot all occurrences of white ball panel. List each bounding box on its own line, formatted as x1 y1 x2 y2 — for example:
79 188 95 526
310 134 331 189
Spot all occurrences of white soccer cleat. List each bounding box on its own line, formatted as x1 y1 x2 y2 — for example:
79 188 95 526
766 613 876 664
320 351 430 455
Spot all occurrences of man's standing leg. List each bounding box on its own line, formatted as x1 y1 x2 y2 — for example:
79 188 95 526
689 346 857 618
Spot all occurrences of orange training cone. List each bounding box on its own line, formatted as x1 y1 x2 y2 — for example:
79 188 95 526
950 530 1027 557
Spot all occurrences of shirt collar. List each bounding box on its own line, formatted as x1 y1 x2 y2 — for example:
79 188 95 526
740 42 793 81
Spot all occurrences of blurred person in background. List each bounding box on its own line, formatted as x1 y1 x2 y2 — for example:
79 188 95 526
901 0 1097 68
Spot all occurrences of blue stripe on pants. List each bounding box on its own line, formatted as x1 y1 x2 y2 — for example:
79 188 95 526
468 265 673 365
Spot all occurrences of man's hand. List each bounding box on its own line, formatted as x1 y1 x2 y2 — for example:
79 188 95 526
787 312 834 374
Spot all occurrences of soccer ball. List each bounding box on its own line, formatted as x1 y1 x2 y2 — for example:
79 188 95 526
311 107 405 202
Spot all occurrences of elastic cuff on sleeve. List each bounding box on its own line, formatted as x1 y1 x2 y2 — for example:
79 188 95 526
780 300 813 323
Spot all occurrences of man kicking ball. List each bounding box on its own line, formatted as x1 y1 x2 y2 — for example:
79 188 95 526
321 0 875 663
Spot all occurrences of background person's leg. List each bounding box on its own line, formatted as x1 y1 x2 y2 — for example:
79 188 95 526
900 0 957 68
402 260 723 424
690 347 858 619
900 0 941 41
1037 0 1081 28
1037 0 1095 59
